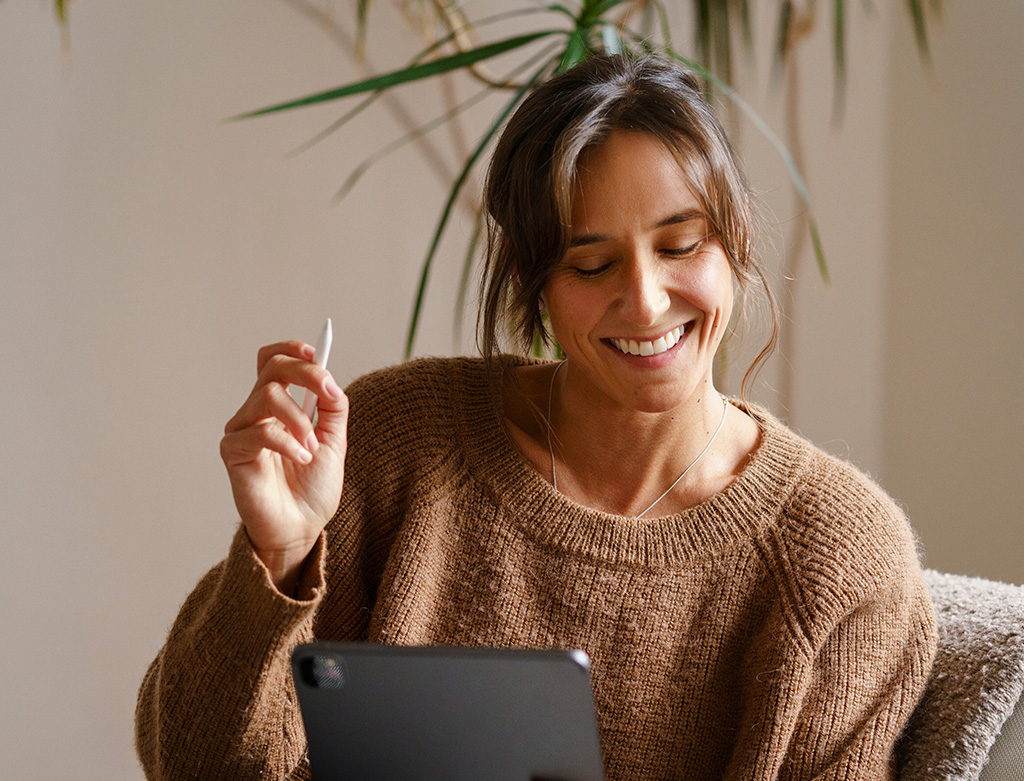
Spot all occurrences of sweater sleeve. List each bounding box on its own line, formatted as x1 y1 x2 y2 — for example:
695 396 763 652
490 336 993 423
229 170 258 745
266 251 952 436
739 453 938 781
782 574 936 780
134 361 445 780
135 527 328 780
785 469 937 780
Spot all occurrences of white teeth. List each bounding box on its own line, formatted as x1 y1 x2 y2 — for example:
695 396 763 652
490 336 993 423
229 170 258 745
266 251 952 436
612 326 683 357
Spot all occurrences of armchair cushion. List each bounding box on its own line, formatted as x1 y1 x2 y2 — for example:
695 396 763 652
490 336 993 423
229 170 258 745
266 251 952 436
897 570 1024 780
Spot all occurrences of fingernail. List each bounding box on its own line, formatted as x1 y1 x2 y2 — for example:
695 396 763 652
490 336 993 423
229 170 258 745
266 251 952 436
305 432 319 453
297 447 312 464
325 379 343 398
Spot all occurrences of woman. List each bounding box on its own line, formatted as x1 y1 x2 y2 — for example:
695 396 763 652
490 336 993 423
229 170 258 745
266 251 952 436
136 54 936 779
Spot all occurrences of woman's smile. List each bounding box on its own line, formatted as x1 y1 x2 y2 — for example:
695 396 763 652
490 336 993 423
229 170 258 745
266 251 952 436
606 322 694 357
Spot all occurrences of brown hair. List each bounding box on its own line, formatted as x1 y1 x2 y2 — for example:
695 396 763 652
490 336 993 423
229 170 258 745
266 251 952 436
479 53 778 399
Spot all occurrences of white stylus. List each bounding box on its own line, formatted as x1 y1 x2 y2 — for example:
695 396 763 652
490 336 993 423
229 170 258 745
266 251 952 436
302 318 333 420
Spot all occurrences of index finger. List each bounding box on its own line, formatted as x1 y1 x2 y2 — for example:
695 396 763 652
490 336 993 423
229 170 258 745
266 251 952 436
256 340 315 375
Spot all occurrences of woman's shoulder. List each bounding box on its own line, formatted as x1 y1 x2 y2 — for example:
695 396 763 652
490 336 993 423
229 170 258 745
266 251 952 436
343 356 489 427
749 407 925 608
345 355 485 400
748 405 907 531
341 355 504 466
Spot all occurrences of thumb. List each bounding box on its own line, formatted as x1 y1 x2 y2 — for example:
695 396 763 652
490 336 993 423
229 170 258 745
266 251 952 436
313 378 349 449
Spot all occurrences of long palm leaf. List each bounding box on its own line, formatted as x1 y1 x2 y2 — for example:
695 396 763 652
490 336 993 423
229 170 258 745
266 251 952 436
333 39 563 201
230 31 561 121
581 0 634 24
454 207 486 349
406 57 558 357
832 0 847 122
289 5 564 155
557 29 591 72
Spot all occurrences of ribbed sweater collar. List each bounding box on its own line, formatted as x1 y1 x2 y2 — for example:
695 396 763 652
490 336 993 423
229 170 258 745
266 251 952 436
445 356 811 569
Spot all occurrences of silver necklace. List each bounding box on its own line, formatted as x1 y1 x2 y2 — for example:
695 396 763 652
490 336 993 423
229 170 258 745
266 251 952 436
545 360 729 518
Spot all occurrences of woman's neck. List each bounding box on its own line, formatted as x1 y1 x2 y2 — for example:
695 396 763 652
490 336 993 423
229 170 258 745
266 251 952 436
546 361 734 516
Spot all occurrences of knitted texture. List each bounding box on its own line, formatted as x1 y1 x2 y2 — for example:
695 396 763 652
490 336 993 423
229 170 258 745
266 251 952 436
136 356 937 780
897 571 1024 780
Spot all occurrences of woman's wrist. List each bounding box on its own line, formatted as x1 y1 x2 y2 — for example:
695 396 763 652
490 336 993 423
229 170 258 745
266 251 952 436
250 536 318 598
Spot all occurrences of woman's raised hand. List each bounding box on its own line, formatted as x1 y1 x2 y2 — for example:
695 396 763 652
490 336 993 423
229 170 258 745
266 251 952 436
220 340 349 594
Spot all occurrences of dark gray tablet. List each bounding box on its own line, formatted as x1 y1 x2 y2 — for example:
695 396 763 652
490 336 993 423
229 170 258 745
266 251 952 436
292 642 605 781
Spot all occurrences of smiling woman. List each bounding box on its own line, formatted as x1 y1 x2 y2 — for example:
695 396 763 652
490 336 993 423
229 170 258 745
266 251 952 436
484 57 770 519
480 54 775 394
508 130 750 516
136 53 938 780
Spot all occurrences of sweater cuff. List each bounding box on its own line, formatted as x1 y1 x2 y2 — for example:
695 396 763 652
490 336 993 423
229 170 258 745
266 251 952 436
233 525 328 603
196 527 328 661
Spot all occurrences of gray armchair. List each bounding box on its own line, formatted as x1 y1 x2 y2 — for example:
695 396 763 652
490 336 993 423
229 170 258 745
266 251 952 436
898 571 1024 780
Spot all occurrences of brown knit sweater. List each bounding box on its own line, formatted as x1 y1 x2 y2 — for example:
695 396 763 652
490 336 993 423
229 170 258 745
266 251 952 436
136 356 937 780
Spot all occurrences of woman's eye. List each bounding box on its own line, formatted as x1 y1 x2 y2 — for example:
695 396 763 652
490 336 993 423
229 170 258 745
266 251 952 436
573 262 612 278
661 240 703 258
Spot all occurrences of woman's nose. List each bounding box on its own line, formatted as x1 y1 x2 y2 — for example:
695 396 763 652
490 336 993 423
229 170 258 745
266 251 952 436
619 258 670 325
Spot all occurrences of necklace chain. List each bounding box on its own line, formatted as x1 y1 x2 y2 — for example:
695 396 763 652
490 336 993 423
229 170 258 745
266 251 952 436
545 360 729 518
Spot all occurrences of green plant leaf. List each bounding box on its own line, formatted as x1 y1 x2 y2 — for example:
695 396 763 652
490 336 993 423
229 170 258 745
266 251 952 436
692 0 733 97
355 0 370 59
547 4 578 21
231 30 560 121
907 0 937 64
453 207 486 348
557 29 590 73
695 0 711 64
287 26 466 155
406 58 556 358
772 0 794 80
290 6 565 154
580 0 633 26
832 0 847 123
333 39 563 201
289 92 381 157
738 0 754 52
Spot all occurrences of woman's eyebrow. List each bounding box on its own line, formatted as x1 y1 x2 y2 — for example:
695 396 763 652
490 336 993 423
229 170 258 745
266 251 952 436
654 209 703 229
567 233 612 249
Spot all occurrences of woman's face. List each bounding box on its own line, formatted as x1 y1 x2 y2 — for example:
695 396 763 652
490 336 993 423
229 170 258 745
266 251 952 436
544 130 734 414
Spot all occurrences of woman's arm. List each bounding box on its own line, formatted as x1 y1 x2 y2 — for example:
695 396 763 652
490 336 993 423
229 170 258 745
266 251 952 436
135 529 327 780
136 339 350 779
781 577 937 779
750 454 939 780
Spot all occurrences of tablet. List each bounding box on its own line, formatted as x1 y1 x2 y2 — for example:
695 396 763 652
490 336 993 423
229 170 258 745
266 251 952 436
292 642 605 781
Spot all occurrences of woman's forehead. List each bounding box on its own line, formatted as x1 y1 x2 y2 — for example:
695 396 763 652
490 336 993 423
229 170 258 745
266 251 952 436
568 132 707 232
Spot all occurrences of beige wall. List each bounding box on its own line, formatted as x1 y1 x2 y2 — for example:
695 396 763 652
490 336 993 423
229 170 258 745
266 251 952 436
1 2 456 777
1 1 1019 777
885 3 1024 585
729 0 896 475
